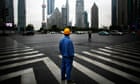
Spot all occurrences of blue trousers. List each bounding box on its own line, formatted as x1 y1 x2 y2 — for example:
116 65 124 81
61 57 73 80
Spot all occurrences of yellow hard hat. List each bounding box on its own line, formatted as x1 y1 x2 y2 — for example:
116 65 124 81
64 28 71 35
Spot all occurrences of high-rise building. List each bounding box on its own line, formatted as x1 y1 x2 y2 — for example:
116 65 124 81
128 0 140 25
112 0 117 26
42 0 47 29
47 0 55 15
82 11 89 28
18 0 26 32
0 0 6 26
91 3 99 29
112 0 140 26
62 0 69 27
75 0 84 27
5 0 14 25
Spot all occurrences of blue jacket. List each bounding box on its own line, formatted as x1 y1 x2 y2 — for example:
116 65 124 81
59 36 74 57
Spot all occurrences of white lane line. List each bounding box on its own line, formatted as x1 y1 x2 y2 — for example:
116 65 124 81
99 48 140 60
0 47 31 52
0 51 39 59
82 51 140 72
21 68 37 84
75 53 140 84
114 46 140 53
0 57 47 70
0 46 30 50
0 48 34 55
105 46 140 56
0 68 37 84
91 49 140 65
43 57 61 83
58 55 114 84
0 53 44 63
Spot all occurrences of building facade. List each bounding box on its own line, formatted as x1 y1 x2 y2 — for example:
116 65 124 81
0 0 6 27
112 0 117 26
47 0 55 15
81 11 89 28
18 0 26 32
75 0 84 27
91 3 99 29
5 0 14 25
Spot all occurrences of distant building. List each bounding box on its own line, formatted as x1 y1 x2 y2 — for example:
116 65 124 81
75 0 84 27
62 0 69 27
82 11 89 28
91 3 99 29
112 0 140 26
0 0 6 26
5 0 14 25
47 0 55 15
47 8 62 29
18 0 26 32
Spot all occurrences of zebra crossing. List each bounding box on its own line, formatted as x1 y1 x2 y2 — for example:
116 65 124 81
0 42 140 84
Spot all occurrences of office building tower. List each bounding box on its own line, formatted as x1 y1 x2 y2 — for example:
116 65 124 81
5 0 14 25
82 11 89 28
47 0 55 15
18 0 26 32
91 3 99 29
112 0 117 26
66 0 69 25
0 0 6 26
128 0 140 25
75 0 84 27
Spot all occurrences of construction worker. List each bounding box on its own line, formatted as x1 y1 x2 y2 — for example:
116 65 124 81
59 28 75 83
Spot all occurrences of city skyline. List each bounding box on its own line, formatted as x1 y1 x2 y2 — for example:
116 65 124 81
14 0 111 30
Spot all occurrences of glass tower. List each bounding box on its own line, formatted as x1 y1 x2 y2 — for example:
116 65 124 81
47 0 55 15
18 0 26 32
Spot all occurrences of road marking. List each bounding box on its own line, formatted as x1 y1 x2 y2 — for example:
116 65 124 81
0 48 34 55
43 57 61 83
0 53 44 63
99 48 140 60
0 68 37 84
91 49 140 65
59 55 114 84
0 51 39 59
75 53 140 84
105 46 140 56
114 46 140 53
0 46 30 50
0 57 47 70
0 47 31 52
82 51 140 72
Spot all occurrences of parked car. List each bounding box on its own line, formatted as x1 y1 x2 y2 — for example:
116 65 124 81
98 31 110 35
110 30 123 35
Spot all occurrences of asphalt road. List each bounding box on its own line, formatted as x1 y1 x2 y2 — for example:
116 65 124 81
0 33 140 84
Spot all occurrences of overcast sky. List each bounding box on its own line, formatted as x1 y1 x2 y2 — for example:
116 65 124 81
14 0 111 30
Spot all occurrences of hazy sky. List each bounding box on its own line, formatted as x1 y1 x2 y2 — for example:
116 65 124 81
14 0 111 30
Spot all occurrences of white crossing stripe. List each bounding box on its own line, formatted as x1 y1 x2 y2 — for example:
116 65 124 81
105 46 140 56
0 51 39 59
75 53 140 84
82 51 140 72
0 68 37 84
91 49 140 65
99 48 140 60
0 57 48 70
0 47 30 52
59 55 114 84
114 46 140 53
0 53 44 63
0 48 34 55
43 57 61 83
0 46 30 50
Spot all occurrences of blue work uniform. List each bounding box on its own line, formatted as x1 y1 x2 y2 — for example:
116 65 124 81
59 36 74 80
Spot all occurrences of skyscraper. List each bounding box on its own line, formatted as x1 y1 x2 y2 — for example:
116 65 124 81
91 3 99 29
75 0 84 27
18 0 26 32
5 0 14 25
66 0 69 25
47 0 55 15
112 0 117 26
